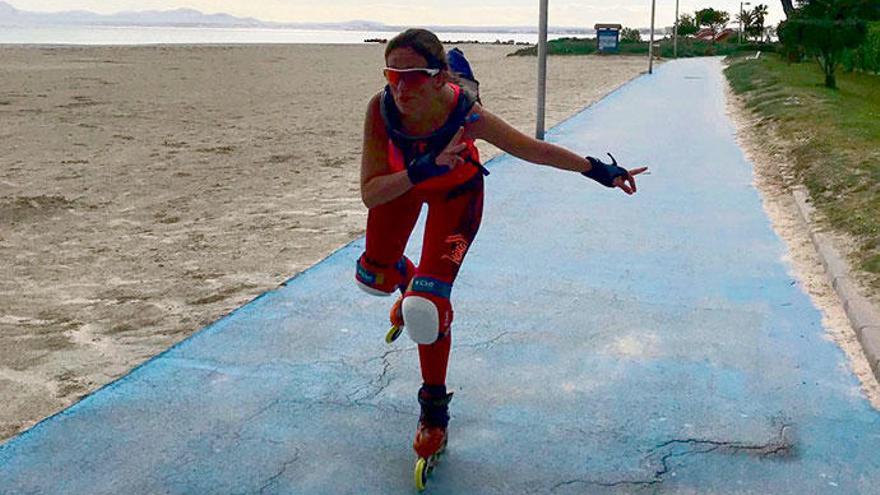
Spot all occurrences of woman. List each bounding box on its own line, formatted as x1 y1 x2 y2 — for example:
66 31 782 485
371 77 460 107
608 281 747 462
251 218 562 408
355 28 647 477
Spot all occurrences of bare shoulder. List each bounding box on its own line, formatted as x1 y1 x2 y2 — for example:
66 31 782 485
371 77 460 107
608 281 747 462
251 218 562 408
363 91 388 140
366 91 383 118
465 103 506 140
464 102 488 139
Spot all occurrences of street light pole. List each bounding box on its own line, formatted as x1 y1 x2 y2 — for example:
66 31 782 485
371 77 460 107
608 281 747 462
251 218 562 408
739 2 750 43
536 0 548 140
673 0 679 58
739 2 743 43
648 0 656 74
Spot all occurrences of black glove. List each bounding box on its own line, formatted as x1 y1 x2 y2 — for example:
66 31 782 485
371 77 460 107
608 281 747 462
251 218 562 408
582 153 629 188
406 153 449 185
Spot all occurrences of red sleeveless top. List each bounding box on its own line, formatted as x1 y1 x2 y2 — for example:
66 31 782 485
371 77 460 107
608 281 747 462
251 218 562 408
386 84 481 191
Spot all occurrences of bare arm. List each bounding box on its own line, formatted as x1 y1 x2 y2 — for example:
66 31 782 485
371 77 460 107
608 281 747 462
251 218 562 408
466 104 591 173
360 93 413 209
465 104 647 194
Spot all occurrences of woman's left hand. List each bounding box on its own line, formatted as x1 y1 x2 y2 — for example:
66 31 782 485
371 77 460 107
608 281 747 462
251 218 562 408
583 153 648 194
614 167 649 195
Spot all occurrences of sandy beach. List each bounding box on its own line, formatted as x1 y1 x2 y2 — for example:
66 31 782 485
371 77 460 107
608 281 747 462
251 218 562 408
0 43 647 441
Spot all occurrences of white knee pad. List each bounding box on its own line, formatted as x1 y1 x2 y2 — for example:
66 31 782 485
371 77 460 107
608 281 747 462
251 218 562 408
403 295 440 345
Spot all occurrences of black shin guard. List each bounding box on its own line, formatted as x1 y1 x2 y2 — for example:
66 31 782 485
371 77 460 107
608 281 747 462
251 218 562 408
418 384 453 428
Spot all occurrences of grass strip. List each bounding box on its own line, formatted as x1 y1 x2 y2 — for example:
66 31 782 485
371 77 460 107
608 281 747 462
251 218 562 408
509 37 772 58
725 52 880 290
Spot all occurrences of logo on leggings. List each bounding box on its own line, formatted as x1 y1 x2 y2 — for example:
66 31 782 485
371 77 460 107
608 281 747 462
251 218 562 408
442 234 469 265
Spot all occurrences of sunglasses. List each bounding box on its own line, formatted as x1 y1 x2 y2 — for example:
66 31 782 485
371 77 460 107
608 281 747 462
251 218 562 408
383 67 440 85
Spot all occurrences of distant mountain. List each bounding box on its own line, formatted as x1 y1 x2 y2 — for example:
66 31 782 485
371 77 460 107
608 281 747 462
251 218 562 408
105 8 267 27
0 1 592 33
0 2 266 27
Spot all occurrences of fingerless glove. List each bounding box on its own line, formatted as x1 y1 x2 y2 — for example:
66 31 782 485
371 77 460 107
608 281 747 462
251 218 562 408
582 153 628 188
407 153 449 185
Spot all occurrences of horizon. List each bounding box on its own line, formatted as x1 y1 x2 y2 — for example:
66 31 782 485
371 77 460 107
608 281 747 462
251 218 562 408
3 0 788 31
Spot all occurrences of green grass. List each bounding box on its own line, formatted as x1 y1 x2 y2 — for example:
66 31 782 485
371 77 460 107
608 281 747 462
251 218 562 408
725 53 880 290
509 37 771 58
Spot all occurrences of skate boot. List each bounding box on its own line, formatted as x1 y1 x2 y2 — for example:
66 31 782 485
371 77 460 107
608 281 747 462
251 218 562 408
413 384 453 491
384 257 415 344
385 295 406 343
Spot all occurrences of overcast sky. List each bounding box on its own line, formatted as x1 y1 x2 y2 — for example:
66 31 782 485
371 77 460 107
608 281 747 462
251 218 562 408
6 1 786 29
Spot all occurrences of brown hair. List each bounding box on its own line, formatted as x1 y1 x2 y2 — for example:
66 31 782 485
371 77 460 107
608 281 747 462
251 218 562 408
385 28 448 70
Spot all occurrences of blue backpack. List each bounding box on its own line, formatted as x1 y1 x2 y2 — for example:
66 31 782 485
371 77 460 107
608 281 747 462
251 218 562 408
447 48 480 102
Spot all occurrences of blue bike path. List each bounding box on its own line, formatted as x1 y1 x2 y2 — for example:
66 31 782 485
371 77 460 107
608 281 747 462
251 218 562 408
2 57 879 494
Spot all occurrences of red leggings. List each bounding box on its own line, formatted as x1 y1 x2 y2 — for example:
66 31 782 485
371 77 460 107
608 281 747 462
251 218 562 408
363 174 484 386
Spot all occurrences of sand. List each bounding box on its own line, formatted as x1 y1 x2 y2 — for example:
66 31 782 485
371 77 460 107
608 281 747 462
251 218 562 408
724 80 880 409
0 43 648 441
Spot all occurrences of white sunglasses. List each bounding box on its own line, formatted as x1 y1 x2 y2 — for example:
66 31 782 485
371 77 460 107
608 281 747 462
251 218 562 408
383 67 441 84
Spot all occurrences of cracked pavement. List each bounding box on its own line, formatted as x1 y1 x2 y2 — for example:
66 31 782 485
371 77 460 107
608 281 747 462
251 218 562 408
551 421 797 492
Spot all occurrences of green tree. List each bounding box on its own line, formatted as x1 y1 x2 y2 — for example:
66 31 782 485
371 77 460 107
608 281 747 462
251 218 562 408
780 0 871 88
747 4 770 41
621 27 642 42
778 19 804 61
695 8 731 41
737 8 756 40
677 13 699 36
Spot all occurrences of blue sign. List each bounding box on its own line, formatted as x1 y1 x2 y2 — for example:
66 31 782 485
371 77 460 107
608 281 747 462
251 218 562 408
597 29 620 52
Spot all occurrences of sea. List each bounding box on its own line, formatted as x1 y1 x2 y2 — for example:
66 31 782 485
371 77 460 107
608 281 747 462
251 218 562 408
0 25 581 46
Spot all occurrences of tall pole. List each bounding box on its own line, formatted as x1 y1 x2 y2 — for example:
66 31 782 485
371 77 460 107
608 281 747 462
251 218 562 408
739 2 743 43
536 0 548 140
673 0 679 58
648 0 656 74
739 2 751 43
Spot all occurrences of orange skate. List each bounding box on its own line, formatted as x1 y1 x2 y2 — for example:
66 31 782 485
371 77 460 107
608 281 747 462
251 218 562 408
385 295 405 343
412 385 453 491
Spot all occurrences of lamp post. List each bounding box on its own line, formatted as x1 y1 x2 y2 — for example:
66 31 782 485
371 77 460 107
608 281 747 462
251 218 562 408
739 1 751 43
536 0 548 140
673 0 679 58
648 0 656 74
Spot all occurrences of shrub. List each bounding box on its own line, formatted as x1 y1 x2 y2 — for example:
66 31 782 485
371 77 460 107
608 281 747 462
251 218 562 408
843 21 880 73
621 28 642 43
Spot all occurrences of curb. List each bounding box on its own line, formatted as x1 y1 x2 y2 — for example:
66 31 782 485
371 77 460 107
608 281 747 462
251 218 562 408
791 186 880 379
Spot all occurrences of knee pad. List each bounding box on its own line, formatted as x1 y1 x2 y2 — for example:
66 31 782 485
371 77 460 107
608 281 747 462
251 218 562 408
355 254 415 296
403 277 453 345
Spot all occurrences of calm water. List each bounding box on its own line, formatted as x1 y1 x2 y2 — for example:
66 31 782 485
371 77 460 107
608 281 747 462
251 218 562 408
0 25 579 45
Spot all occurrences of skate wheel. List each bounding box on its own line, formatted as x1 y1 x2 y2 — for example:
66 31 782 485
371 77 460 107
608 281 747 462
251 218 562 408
385 325 403 344
414 457 429 491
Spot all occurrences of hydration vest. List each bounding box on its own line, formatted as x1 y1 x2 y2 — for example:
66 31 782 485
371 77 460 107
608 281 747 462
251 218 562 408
447 47 480 102
379 83 486 191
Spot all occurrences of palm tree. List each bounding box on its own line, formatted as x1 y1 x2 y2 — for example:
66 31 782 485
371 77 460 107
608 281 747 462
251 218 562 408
739 4 770 42
750 4 770 41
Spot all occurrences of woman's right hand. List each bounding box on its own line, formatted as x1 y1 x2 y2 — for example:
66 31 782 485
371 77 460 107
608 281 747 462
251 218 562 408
434 127 467 170
406 127 467 185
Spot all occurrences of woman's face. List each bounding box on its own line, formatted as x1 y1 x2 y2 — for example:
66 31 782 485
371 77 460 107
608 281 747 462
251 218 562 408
385 47 444 116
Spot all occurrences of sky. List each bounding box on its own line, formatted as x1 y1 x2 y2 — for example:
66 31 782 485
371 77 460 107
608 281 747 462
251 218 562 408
6 1 787 29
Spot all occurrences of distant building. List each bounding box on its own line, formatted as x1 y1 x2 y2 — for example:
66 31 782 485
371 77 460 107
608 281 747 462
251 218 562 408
594 23 622 53
715 28 735 42
694 27 735 42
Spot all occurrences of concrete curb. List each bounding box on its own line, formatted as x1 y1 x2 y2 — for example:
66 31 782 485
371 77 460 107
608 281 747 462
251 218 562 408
791 186 880 378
